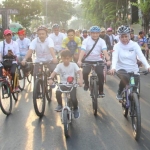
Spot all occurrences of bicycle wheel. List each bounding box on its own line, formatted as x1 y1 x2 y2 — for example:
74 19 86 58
122 92 128 117
91 80 98 116
12 92 19 101
131 93 141 141
63 109 69 138
137 77 140 98
18 68 25 91
46 85 52 102
0 81 12 115
33 79 45 117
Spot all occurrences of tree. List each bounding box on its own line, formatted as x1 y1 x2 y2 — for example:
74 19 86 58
2 0 42 28
43 0 75 28
132 0 150 32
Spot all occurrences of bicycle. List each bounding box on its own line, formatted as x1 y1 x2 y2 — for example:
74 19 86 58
54 79 78 138
0 67 20 115
32 61 53 117
82 61 105 116
117 70 148 140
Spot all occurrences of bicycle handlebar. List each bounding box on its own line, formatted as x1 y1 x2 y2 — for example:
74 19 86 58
81 61 106 67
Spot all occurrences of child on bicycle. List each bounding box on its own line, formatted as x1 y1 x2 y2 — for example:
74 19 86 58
48 50 83 118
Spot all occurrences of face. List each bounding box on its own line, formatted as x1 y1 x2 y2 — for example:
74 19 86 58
62 29 65 33
119 34 130 45
100 31 105 36
61 56 72 66
53 28 59 35
130 33 134 38
67 31 75 40
139 33 144 38
107 30 112 35
83 32 87 37
4 34 12 42
90 32 100 40
75 31 80 37
37 30 47 41
19 34 25 40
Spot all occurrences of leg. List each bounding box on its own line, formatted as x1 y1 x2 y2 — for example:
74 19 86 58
82 66 91 90
55 88 63 112
95 65 104 95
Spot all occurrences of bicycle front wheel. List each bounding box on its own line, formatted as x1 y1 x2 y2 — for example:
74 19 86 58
122 92 128 118
131 93 141 141
18 68 25 91
33 79 45 117
46 85 52 102
63 109 69 138
91 80 98 116
0 81 12 115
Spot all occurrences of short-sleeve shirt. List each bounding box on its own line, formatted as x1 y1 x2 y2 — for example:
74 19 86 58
0 40 20 59
54 62 80 83
81 37 107 61
29 37 54 62
138 37 147 50
16 38 31 56
49 33 65 52
62 36 81 55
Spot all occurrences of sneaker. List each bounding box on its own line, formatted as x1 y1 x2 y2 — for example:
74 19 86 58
13 87 20 93
99 92 105 98
84 84 89 91
73 107 80 119
54 104 62 112
116 91 123 102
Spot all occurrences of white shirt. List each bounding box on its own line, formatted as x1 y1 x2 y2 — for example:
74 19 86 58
112 40 150 73
29 37 54 62
16 38 31 56
54 62 80 83
0 40 20 61
49 33 65 52
81 37 107 61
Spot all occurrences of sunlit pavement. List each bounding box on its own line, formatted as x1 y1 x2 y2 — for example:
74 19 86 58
0 74 150 150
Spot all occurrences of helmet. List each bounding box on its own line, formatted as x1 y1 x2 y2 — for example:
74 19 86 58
52 24 59 29
82 29 87 33
100 27 106 32
107 28 112 31
117 25 130 35
37 25 48 33
90 26 100 32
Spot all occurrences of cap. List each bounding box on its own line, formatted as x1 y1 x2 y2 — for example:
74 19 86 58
18 30 25 35
101 27 106 32
107 28 112 31
4 29 12 35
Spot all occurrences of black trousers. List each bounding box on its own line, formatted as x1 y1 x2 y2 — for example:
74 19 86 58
56 86 78 109
117 69 139 92
83 65 104 93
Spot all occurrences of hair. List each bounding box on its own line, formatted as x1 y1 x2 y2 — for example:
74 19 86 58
61 50 72 58
67 29 75 34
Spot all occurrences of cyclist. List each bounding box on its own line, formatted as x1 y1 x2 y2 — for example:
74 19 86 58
130 29 138 42
48 50 83 118
109 25 150 101
107 27 115 49
16 29 32 73
21 25 58 80
82 29 88 40
77 26 111 97
49 24 65 55
75 30 83 43
138 31 148 57
0 29 20 92
62 29 82 63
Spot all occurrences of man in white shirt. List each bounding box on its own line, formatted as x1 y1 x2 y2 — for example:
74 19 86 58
49 24 65 54
21 25 58 77
0 29 20 92
77 26 111 97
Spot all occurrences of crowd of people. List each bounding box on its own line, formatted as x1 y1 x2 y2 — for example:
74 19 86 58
0 24 150 118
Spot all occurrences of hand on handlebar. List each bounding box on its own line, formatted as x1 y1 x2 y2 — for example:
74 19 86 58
77 79 83 87
52 58 58 64
77 61 82 67
48 78 54 85
109 69 116 75
21 60 26 66
106 60 111 66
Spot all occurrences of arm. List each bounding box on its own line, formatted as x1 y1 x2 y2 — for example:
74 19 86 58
77 70 83 87
21 49 33 65
48 71 57 85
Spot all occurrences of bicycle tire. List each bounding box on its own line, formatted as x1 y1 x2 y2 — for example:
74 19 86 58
46 85 52 102
131 93 141 141
18 68 25 91
12 92 19 101
92 80 98 116
0 81 12 115
33 79 45 117
122 92 128 117
137 77 140 98
27 72 32 83
63 109 69 138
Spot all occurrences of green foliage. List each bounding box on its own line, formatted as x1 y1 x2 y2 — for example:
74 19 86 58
43 0 75 28
2 0 42 28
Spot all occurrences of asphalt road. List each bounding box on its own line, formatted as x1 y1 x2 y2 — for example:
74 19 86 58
0 73 150 150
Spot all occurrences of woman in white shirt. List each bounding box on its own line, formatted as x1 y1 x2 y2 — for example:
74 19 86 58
109 25 150 101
